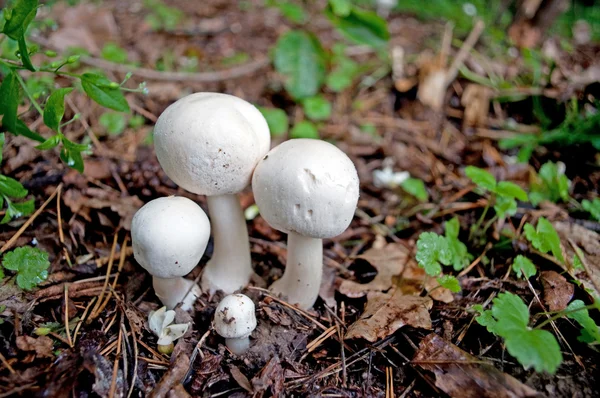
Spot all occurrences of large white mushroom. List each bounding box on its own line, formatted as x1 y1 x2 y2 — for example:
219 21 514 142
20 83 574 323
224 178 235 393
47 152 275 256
153 93 270 295
252 139 360 309
131 196 210 310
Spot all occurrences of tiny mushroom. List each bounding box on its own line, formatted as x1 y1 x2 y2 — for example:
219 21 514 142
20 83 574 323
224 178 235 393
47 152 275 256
148 306 189 354
214 294 257 355
252 139 360 309
153 93 270 295
132 196 210 310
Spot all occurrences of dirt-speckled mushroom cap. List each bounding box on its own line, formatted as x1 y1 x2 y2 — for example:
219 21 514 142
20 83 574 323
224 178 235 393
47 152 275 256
153 92 270 196
214 294 257 339
131 196 210 278
252 139 359 239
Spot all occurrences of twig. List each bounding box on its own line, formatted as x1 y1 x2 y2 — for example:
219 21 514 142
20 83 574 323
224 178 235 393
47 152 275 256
0 351 15 374
64 284 73 348
56 187 72 267
109 326 123 398
458 242 492 277
445 20 485 84
89 232 120 321
1 183 62 253
73 297 96 346
95 236 129 316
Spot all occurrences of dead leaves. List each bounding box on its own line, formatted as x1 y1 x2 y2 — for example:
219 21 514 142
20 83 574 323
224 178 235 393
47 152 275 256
16 335 54 358
339 244 408 297
540 271 573 312
413 334 540 398
345 290 432 342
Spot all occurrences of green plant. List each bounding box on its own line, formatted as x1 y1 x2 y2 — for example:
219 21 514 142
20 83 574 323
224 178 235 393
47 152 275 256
290 120 319 139
415 217 472 292
143 0 184 31
0 0 143 221
258 107 289 137
529 162 570 206
400 177 428 201
565 300 600 344
1 246 50 290
512 255 536 279
302 95 332 121
99 112 127 135
101 42 128 64
0 133 34 223
581 198 600 222
523 217 564 263
473 292 562 373
465 166 528 239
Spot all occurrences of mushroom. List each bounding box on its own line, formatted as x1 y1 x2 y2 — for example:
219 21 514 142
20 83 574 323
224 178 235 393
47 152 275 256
132 196 210 310
153 93 270 295
252 139 360 309
214 294 257 355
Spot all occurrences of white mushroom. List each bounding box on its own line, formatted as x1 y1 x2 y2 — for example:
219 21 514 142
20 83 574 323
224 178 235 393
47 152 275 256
214 294 257 355
132 196 210 310
252 139 360 309
148 306 189 354
153 93 270 295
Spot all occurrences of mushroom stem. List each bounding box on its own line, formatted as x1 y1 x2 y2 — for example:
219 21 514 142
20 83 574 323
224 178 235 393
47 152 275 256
202 194 253 294
153 277 201 311
225 337 250 355
270 231 323 309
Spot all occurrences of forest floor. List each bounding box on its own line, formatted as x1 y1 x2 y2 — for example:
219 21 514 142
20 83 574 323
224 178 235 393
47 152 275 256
1 0 600 397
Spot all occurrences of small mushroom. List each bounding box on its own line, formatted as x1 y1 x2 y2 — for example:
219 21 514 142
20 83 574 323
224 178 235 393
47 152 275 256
252 139 360 309
214 294 257 355
131 196 210 310
153 93 270 295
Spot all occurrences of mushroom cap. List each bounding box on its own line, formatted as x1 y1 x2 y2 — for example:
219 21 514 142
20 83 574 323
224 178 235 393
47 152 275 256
154 92 271 196
132 196 210 278
252 139 359 239
214 294 257 339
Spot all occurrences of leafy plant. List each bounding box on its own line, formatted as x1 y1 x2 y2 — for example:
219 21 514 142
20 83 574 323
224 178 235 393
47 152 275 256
465 166 528 238
529 162 570 206
303 95 332 121
400 177 428 201
523 217 564 263
415 217 472 292
143 0 184 31
582 198 600 222
99 112 127 135
2 246 50 290
473 292 562 373
101 42 128 64
512 255 537 279
566 300 600 344
290 120 319 139
0 133 35 223
258 107 289 137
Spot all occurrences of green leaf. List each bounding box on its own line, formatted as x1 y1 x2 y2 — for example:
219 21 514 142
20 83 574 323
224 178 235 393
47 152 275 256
99 112 127 135
258 107 288 137
530 162 570 206
273 30 327 100
0 175 28 198
445 217 460 239
400 178 428 201
582 198 600 222
101 42 128 63
0 266 4 280
1 246 49 290
0 133 5 163
329 0 351 16
290 121 319 139
505 328 562 374
2 0 38 40
80 73 130 112
490 292 529 336
1 199 34 223
566 300 600 344
35 134 61 150
0 71 22 133
512 255 537 279
524 217 564 263
465 166 496 191
416 232 451 276
326 6 389 49
494 196 517 218
17 35 35 71
437 275 460 293
302 96 331 121
277 2 307 24
43 88 74 131
443 217 472 271
495 181 528 201
326 57 359 92
60 138 88 172
475 309 498 334
14 119 44 143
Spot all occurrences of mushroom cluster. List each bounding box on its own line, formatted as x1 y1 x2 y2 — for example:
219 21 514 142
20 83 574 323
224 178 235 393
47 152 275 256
132 92 359 317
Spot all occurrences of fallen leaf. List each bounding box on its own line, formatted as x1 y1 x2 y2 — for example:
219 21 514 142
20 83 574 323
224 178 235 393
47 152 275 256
400 258 455 303
251 357 284 397
16 335 54 358
461 84 492 128
554 222 600 297
413 334 541 398
345 289 432 342
339 244 408 298
230 365 253 393
540 270 574 311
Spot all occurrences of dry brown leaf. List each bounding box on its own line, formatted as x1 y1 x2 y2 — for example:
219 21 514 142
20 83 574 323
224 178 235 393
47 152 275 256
16 335 54 358
229 365 253 393
540 270 574 311
400 258 454 303
339 244 408 298
345 290 432 342
554 221 600 297
413 334 541 398
461 84 492 128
